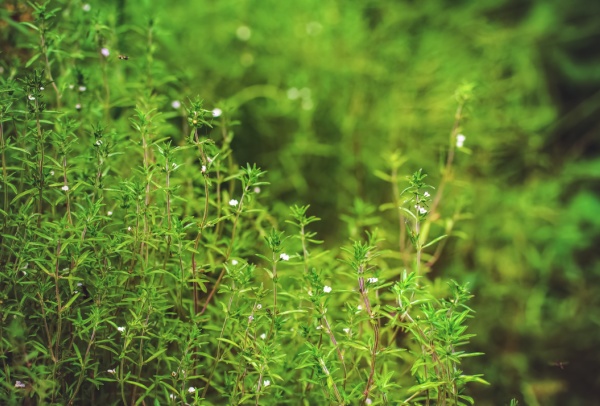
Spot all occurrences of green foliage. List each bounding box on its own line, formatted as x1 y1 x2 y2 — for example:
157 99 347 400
2 0 597 405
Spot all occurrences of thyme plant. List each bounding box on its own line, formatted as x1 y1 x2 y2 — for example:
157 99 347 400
0 2 486 405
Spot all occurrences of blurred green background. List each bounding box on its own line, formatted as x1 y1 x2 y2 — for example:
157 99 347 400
4 0 600 404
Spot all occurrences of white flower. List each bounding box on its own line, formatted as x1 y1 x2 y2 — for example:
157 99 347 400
15 380 26 388
260 333 266 340
367 277 378 284
77 283 83 287
78 86 86 92
343 327 350 334
207 156 214 163
50 170 55 176
171 100 181 109
95 139 102 146
263 379 271 387
236 25 251 41
248 315 254 323
307 290 313 296
316 325 322 330
279 253 290 261
188 387 196 393
287 87 299 100
323 285 332 293
75 103 82 110
201 165 207 173
107 211 113 216
419 207 427 215
127 226 132 231
169 394 176 400
232 259 239 265
356 305 363 313
61 185 69 191
212 108 222 118
256 304 262 309
39 86 44 91
253 186 261 194
82 3 91 12
229 199 239 206
117 326 125 333
424 191 430 198
28 95 35 100
366 398 373 405
456 134 466 148
107 368 116 374
101 48 110 57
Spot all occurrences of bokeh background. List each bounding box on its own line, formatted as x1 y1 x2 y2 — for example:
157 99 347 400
4 0 600 404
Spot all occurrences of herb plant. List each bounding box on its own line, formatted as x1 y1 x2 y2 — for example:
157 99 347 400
0 2 486 405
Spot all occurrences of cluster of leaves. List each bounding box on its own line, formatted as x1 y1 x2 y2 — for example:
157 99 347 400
0 1 487 405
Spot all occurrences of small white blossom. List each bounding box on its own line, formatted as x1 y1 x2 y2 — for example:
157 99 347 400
279 253 290 261
39 86 44 91
316 325 322 330
323 285 332 293
424 191 430 198
254 186 261 194
77 283 83 287
61 185 69 191
107 211 113 216
236 25 251 41
101 48 110 57
229 199 239 207
263 379 271 387
232 259 239 265
207 156 214 163
75 103 82 110
107 369 116 374
50 170 55 176
367 277 378 284
248 315 254 323
201 165 207 173
95 139 102 146
15 381 26 388
212 108 222 117
260 333 266 340
343 327 350 334
256 304 262 310
171 100 181 109
82 3 91 12
169 394 176 400
366 398 373 405
188 387 196 393
419 207 427 215
456 134 466 148
308 290 313 296
28 95 35 100
78 86 86 92
117 326 125 333
73 290 79 294
127 226 132 231
356 305 363 312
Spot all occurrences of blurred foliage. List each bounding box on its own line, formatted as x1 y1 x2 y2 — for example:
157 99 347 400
1 0 599 404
